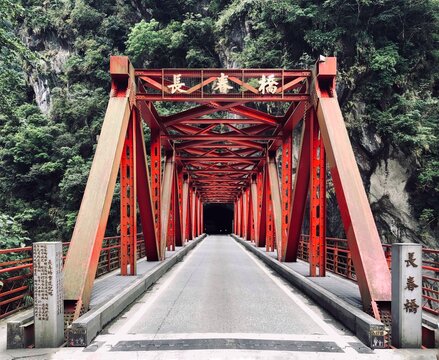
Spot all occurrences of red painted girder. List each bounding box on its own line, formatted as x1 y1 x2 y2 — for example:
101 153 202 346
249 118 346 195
184 118 266 125
241 124 276 135
162 102 244 126
178 157 263 163
64 97 131 316
267 154 282 259
178 155 264 160
120 111 137 275
251 178 259 243
135 69 312 77
181 176 189 243
283 116 311 262
309 109 326 277
137 94 308 103
177 143 262 150
160 153 175 258
175 140 219 150
281 132 292 259
257 170 266 247
171 123 205 135
229 105 280 126
282 101 308 133
188 170 255 174
316 97 391 305
135 109 160 261
170 135 278 141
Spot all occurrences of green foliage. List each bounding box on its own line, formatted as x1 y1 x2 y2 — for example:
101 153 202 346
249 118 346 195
0 213 29 249
127 15 219 68
0 0 437 246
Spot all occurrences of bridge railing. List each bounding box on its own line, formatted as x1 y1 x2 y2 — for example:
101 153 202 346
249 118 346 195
298 235 439 316
0 234 145 319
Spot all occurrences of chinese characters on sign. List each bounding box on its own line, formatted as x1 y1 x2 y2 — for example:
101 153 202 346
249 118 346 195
258 74 279 94
33 242 64 347
213 73 233 94
167 74 187 94
403 252 419 313
34 244 51 321
167 73 281 95
391 244 422 348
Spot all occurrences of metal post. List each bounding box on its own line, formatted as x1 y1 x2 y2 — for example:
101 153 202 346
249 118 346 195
182 176 189 242
309 109 326 277
267 153 282 258
191 187 196 239
281 132 293 259
284 116 311 261
161 152 175 258
120 112 137 275
150 127 161 255
166 174 175 251
174 169 183 246
258 169 267 248
266 173 274 252
135 109 159 261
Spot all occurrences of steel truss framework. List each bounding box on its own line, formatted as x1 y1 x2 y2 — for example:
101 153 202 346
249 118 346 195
63 56 391 325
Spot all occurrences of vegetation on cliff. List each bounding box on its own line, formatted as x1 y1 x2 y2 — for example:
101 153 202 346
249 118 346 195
0 0 437 246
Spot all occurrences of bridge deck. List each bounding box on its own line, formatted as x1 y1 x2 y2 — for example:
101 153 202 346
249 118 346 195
265 249 363 308
90 247 182 308
77 235 378 357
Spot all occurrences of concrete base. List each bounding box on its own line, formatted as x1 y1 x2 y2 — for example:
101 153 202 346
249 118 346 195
6 309 34 349
67 234 206 347
231 235 386 349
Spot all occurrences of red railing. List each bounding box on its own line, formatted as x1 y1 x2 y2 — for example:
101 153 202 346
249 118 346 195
0 234 145 319
298 235 439 316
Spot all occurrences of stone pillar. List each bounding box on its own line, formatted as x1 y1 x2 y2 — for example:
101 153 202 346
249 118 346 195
391 243 422 348
33 242 64 347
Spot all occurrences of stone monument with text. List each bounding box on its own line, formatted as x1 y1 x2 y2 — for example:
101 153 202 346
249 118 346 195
33 242 64 347
391 243 422 348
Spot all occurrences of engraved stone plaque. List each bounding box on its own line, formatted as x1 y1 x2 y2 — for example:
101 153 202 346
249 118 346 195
33 242 64 347
391 243 422 348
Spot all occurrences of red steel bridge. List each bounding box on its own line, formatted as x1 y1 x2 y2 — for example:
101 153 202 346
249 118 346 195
1 56 438 355
59 55 394 325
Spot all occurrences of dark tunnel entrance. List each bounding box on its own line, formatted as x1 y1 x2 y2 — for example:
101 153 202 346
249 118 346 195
204 203 234 234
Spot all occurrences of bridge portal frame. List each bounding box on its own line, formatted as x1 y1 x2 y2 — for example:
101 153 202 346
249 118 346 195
63 56 391 325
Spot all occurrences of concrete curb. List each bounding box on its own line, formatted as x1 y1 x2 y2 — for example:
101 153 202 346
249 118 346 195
66 234 206 347
231 234 386 349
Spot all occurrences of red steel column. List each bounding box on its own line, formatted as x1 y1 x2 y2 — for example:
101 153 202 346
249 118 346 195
281 132 293 259
174 169 183 246
240 193 245 237
243 189 249 239
258 169 267 247
309 109 326 277
166 174 176 251
267 153 282 257
197 196 201 236
191 188 197 239
120 111 137 275
266 174 274 252
181 175 189 242
233 201 237 234
201 201 204 234
247 186 253 241
150 127 161 254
